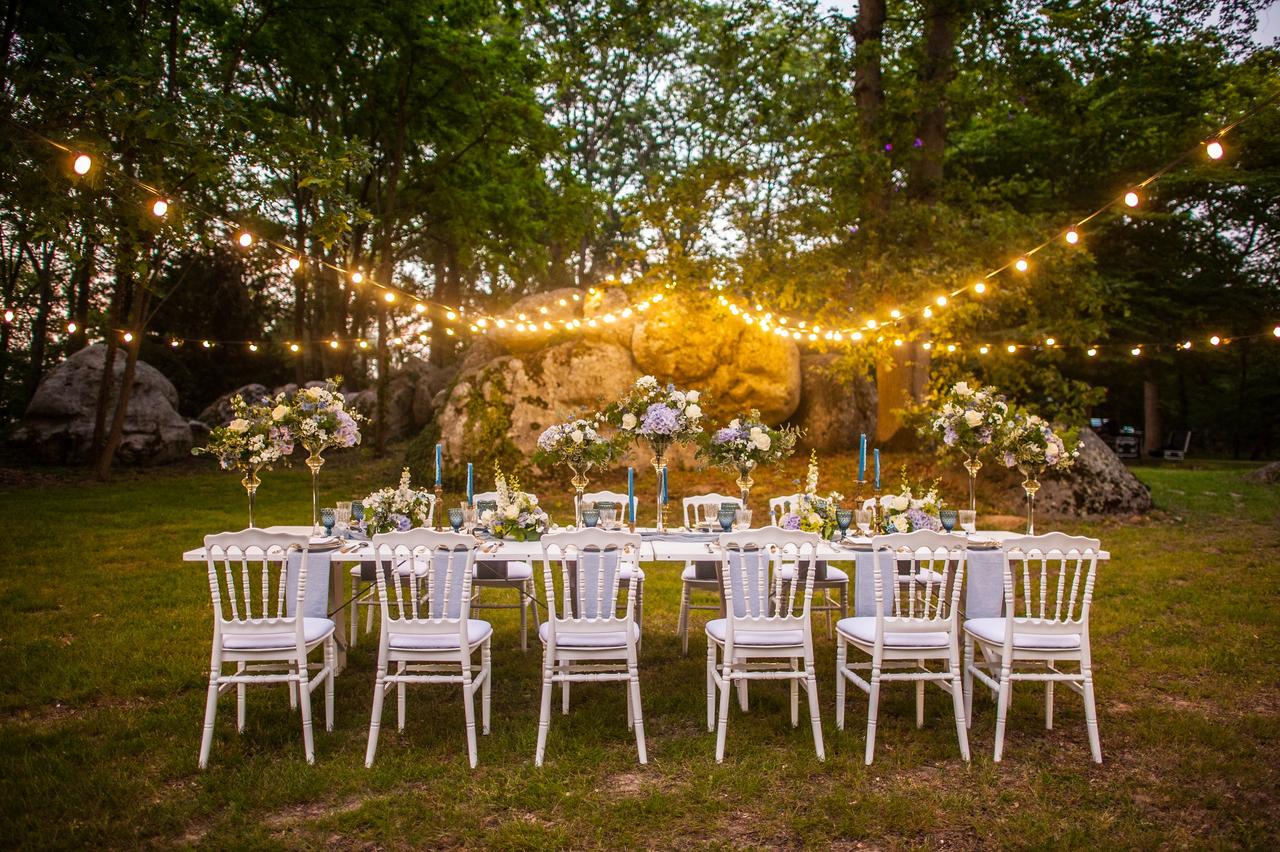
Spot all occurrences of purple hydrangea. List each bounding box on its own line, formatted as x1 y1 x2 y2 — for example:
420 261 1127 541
782 513 801 530
639 403 679 436
335 410 359 447
712 427 740 444
943 426 958 446
391 513 411 531
904 508 941 531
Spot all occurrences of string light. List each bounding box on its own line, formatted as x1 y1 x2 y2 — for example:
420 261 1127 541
287 256 301 272
1065 229 1080 245
383 291 395 303
1131 346 1142 356
72 154 92 175
1206 140 1224 160
122 332 133 343
1274 326 1280 338
1007 344 1017 353
1124 191 1140 208
201 340 212 349
1210 335 1221 346
170 338 181 348
978 345 989 354
66 321 77 334
248 343 258 352
329 340 340 349
151 198 169 217
2 310 12 323
350 270 364 284
358 340 369 349
935 295 947 307
289 343 300 353
414 303 426 314
973 282 986 294
922 306 933 318
1045 337 1056 347
1014 257 1029 272
236 231 253 248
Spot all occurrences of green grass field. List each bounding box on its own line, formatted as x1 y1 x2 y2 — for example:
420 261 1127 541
1 454 1277 849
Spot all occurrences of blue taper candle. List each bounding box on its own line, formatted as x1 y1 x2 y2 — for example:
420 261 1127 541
434 443 442 486
858 433 867 481
661 467 668 504
874 448 881 490
627 467 636 523
466 462 474 504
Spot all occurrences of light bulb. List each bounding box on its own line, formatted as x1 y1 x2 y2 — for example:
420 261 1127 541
539 306 548 314
289 343 300 352
1065 229 1080 245
1273 325 1280 338
351 271 364 284
1124 190 1140 208
973 282 986 294
151 198 169 217
851 331 863 341
123 332 133 343
865 319 877 329
358 340 369 349
979 345 989 354
383 291 395 303
1130 347 1141 356
237 231 253 247
2 310 12 322
445 328 455 336
922 341 933 351
946 343 956 352
248 343 258 352
1210 335 1221 346
1206 140 1224 160
1182 340 1192 350
893 338 903 347
558 298 567 306
807 332 817 341
1007 344 1017 353
73 154 92 175
1045 337 1056 347
1014 257 1029 272
201 340 211 349
446 311 456 321
329 340 339 349
922 307 933 318
1087 347 1097 357
66 321 77 334
889 309 901 319
170 339 181 348
287 257 301 271
935 295 947 307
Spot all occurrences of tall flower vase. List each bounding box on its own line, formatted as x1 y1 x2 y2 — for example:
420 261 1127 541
1019 466 1042 535
305 446 326 533
241 465 262 528
962 452 983 512
651 449 668 533
568 462 592 527
735 461 756 511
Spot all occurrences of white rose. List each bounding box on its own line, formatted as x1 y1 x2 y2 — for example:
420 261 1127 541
271 404 288 421
481 509 494 523
621 412 637 430
687 390 700 402
503 504 519 520
571 429 584 444
891 495 910 511
963 410 983 427
728 419 740 430
671 391 686 406
751 432 771 451
228 419 250 433
954 381 972 396
685 404 701 419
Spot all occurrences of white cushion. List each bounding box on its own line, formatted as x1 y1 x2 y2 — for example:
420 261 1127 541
388 619 492 650
778 564 849 583
539 621 639 649
682 565 721 583
705 618 803 647
222 617 335 651
836 616 949 649
474 560 533 581
964 617 1082 651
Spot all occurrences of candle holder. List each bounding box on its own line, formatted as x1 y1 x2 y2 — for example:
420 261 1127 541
872 483 882 533
241 464 262 528
961 451 983 513
735 460 756 512
1018 465 1042 534
434 484 444 530
567 461 592 528
304 445 327 533
652 453 668 533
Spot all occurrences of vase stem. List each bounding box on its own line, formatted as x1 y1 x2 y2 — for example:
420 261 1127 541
569 463 590 528
241 466 261 528
652 454 667 533
735 462 755 513
1021 471 1041 535
962 454 983 513
305 449 326 533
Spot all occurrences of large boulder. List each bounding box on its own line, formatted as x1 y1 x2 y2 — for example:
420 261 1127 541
1245 461 1280 484
791 353 876 451
197 383 270 427
630 294 801 424
1032 429 1153 515
20 344 193 465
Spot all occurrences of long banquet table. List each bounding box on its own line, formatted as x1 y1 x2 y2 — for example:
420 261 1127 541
183 526 1109 674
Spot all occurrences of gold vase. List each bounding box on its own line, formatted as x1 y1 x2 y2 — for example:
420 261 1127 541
651 449 669 533
1019 465 1043 535
305 446 326 532
568 461 593 527
241 465 262 528
735 461 756 512
962 452 983 512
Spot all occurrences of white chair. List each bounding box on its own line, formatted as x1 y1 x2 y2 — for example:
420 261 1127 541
963 534 1103 763
536 529 646 766
582 489 646 636
470 490 537 650
767 493 849 639
364 529 492 768
199 530 336 768
582 489 637 523
706 527 825 763
348 497 437 648
835 530 969 764
677 494 742 654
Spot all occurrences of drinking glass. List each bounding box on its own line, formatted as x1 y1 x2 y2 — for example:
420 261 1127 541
734 508 753 530
836 509 853 538
334 504 352 537
939 508 958 533
717 508 736 531
581 508 600 528
320 507 335 537
959 509 977 534
448 507 464 532
599 507 617 529
351 500 365 526
462 502 478 529
855 509 873 536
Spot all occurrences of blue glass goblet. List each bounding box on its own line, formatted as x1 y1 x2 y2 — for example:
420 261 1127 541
581 509 600 528
939 509 958 533
320 507 336 537
351 500 365 525
717 508 736 532
448 507 464 532
836 509 853 537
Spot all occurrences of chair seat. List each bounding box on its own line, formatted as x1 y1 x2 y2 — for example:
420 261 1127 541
705 618 803 648
964 618 1082 651
682 565 721 583
778 564 849 584
474 560 533 581
835 616 949 649
539 621 639 649
349 559 428 579
222 617 335 651
387 619 493 651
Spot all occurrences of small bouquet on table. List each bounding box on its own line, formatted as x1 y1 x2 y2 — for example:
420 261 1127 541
279 378 364 533
604 375 705 532
999 413 1080 534
701 410 799 511
780 452 846 540
193 394 293 528
880 471 944 533
482 465 549 542
359 469 436 535
926 380 1009 511
534 416 619 527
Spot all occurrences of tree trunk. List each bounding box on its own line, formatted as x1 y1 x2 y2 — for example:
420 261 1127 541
95 285 151 480
908 0 960 203
851 0 888 222
23 243 55 403
1142 380 1161 455
68 237 96 352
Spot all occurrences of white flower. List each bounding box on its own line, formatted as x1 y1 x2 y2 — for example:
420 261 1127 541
687 390 700 403
503 504 519 520
570 429 584 444
621 412 637 430
271 404 288 421
751 432 771 451
963 410 983 427
671 391 686 406
891 495 910 511
728 418 740 430
954 381 973 397
685 403 701 419
228 419 250 433
637 375 658 389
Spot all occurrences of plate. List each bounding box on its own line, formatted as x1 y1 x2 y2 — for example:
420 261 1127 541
965 539 1000 550
308 536 343 552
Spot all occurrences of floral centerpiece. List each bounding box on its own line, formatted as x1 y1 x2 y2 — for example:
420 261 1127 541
534 415 619 526
780 451 845 540
999 413 1081 534
604 375 705 531
879 471 944 533
359 469 435 535
193 394 293 527
482 465 549 541
700 410 800 509
278 378 365 531
924 380 1009 510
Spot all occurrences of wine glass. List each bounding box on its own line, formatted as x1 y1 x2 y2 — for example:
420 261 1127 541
599 507 617 530
836 509 853 539
855 509 873 536
717 508 736 532
447 507 464 532
734 508 753 530
959 509 977 534
581 508 600 528
351 500 365 526
320 507 336 537
939 508 958 533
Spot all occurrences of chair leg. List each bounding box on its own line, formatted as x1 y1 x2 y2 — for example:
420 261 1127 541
994 665 1012 762
1045 680 1054 730
865 665 882 765
237 681 246 733
627 643 647 764
805 661 824 761
736 674 749 713
365 665 387 767
535 652 553 766
790 658 800 728
1083 665 1103 764
366 585 375 633
678 584 690 655
350 578 359 648
198 667 220 769
916 662 925 729
950 644 970 761
824 592 834 639
706 642 717 732
835 637 847 730
461 661 478 769
562 672 570 715
297 662 316 765
963 638 974 729
715 662 733 763
397 662 407 731
324 640 335 732
481 640 492 736
635 580 645 651
519 581 529 652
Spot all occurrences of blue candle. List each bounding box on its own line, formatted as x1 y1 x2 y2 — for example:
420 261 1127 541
466 462 474 504
661 468 669 504
874 448 881 490
434 443 442 486
627 467 635 523
858 433 867 481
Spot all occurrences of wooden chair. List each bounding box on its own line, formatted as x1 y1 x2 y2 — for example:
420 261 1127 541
536 529 647 766
199 530 336 768
964 534 1103 763
364 530 492 768
678 493 742 654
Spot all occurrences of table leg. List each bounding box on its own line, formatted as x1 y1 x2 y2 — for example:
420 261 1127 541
329 564 348 675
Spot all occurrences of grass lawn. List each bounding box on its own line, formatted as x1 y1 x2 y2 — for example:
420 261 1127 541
1 453 1277 849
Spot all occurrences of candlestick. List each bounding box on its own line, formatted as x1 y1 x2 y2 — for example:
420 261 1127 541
873 448 880 491
858 433 867 482
434 443 442 486
433 484 444 530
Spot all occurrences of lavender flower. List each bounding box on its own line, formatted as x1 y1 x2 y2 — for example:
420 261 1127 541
782 513 801 530
639 403 679 436
904 507 941 532
391 513 411 531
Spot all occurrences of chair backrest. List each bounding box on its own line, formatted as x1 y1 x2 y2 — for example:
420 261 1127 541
869 530 966 634
683 493 742 528
472 491 499 506
204 529 310 647
583 490 636 516
768 494 802 526
1001 533 1101 640
370 529 478 644
716 527 822 642
540 529 642 635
